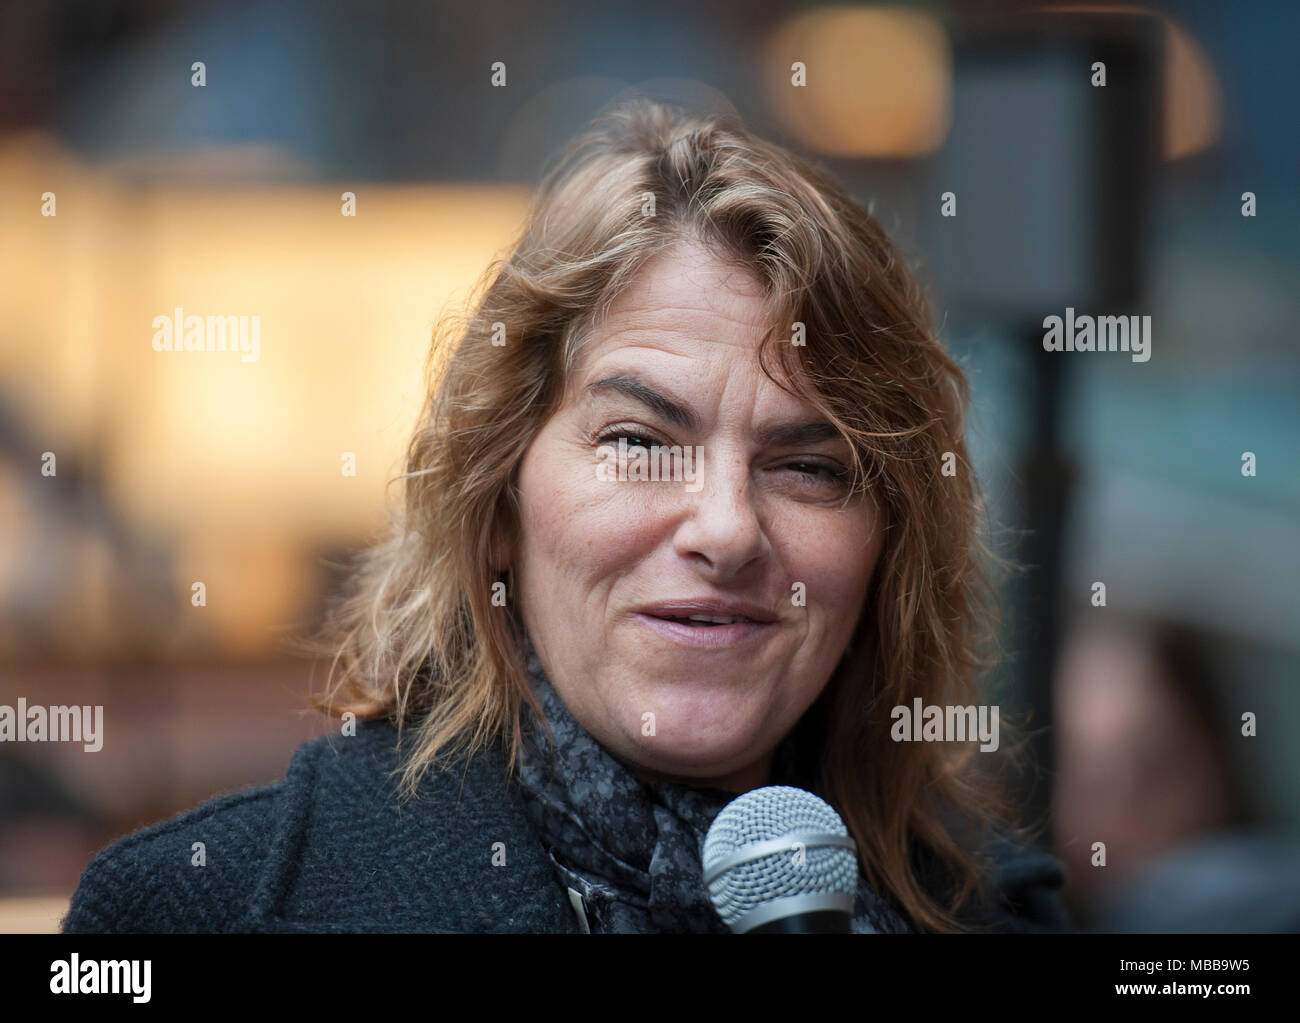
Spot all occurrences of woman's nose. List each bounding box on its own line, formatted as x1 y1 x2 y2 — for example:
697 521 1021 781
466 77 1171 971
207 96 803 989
671 448 770 576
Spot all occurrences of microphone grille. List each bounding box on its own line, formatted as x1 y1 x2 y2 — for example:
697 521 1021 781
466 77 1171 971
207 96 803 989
702 785 858 929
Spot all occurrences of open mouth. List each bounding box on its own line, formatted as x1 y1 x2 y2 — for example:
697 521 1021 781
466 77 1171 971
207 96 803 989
636 611 770 647
654 614 755 627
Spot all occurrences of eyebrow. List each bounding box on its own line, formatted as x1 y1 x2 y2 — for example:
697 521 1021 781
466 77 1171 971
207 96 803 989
585 373 844 448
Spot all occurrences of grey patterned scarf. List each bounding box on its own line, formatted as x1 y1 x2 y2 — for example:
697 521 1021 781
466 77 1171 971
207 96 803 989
511 640 914 934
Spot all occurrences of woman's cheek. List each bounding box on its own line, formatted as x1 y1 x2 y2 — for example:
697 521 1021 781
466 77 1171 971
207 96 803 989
788 532 875 635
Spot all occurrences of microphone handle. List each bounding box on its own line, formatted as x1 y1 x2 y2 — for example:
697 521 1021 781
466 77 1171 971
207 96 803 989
747 910 852 934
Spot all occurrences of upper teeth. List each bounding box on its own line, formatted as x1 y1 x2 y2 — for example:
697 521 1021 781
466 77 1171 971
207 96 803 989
685 614 750 623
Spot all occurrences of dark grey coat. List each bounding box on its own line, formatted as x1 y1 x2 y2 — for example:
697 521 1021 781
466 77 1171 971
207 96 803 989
61 717 1070 933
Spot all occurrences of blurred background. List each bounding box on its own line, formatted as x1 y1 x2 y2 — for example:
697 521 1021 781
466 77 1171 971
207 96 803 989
0 0 1296 932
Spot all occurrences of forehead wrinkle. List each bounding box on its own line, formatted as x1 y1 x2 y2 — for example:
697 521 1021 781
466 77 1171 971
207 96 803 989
597 302 770 345
586 243 777 364
592 328 766 361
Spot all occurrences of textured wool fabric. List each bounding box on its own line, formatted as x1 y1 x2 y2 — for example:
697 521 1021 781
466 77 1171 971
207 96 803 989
62 718 581 933
60 678 1071 933
513 640 914 934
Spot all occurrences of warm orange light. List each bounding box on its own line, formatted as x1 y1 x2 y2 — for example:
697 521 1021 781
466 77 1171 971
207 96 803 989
0 134 532 653
766 7 953 158
1039 4 1223 160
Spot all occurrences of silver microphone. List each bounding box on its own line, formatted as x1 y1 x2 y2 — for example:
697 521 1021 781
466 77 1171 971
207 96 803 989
702 785 859 933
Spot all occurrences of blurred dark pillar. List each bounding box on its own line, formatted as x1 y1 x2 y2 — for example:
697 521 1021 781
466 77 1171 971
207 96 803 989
920 10 1162 831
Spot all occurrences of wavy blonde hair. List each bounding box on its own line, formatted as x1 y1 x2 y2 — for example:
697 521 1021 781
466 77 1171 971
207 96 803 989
313 98 1032 932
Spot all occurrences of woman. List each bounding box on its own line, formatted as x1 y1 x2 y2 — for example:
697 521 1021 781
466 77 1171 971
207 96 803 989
63 99 1069 934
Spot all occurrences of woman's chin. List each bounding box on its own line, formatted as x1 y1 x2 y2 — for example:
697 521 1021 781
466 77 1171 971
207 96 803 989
616 717 769 787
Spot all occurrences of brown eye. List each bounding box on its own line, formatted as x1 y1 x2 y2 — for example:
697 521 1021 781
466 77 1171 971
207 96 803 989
597 431 656 448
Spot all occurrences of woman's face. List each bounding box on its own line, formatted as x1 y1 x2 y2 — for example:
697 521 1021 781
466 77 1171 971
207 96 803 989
506 237 883 793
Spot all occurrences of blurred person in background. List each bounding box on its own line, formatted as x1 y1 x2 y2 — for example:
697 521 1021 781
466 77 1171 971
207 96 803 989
1054 620 1300 932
